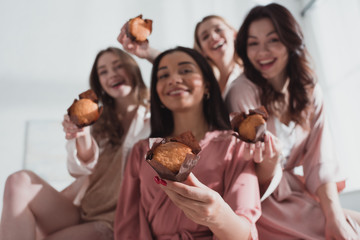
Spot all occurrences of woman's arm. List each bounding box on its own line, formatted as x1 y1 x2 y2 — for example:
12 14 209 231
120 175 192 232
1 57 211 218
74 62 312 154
317 182 358 239
63 115 99 177
117 23 160 63
63 114 96 163
160 173 252 240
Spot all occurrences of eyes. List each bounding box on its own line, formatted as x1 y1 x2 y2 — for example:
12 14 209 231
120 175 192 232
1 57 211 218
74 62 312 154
157 66 195 80
201 27 224 41
98 64 123 76
247 36 281 47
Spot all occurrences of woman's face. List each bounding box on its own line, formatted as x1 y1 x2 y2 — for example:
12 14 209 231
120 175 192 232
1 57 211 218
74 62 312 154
197 18 236 64
156 51 207 113
246 18 289 85
97 52 133 99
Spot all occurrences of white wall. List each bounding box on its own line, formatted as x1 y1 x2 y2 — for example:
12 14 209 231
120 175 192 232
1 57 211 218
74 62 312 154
1 0 359 215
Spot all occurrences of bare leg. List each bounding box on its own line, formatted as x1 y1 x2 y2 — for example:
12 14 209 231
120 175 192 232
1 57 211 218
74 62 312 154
44 221 113 240
0 170 80 240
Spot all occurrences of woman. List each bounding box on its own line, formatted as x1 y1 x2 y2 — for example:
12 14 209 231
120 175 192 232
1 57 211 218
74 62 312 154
226 3 360 239
118 15 241 98
118 13 281 203
0 47 150 240
114 46 261 239
193 15 242 98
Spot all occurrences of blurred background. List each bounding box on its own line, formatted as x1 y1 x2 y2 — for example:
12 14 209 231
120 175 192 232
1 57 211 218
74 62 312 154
1 0 360 215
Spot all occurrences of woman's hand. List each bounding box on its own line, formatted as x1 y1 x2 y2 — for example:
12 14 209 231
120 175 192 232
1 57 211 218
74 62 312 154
318 183 359 240
157 173 251 240
159 173 227 227
62 114 89 140
243 132 282 186
243 132 281 164
117 23 160 62
325 213 358 240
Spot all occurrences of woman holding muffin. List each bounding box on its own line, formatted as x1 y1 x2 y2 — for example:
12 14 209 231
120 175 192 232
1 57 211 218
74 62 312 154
0 47 150 240
118 14 282 201
226 3 360 239
114 46 261 239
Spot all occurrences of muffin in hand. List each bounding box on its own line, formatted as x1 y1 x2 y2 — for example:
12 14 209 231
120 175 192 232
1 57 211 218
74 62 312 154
231 106 268 143
67 89 102 128
146 131 201 182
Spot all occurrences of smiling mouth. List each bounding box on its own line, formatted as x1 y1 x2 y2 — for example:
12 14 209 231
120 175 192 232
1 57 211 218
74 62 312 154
259 58 276 67
111 81 125 88
212 40 225 50
167 89 189 96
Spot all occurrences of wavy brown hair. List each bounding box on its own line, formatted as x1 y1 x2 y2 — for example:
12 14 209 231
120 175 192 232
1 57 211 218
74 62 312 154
194 15 243 75
89 47 149 146
236 3 315 127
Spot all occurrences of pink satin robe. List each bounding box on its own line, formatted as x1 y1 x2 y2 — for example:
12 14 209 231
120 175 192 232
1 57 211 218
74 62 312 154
114 130 261 239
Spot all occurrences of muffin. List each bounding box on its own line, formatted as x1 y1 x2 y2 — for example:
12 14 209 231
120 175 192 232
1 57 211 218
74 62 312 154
67 89 102 128
146 131 201 182
126 14 153 42
152 142 193 174
231 106 268 143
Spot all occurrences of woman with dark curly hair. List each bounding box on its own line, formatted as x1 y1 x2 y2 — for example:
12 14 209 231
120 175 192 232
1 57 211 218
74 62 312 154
226 3 360 239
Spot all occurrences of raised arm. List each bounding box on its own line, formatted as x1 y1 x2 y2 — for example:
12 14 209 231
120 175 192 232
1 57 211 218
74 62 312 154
117 22 160 63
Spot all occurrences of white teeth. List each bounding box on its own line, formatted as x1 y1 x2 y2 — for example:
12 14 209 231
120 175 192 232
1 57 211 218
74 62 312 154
111 81 123 87
212 40 224 49
168 89 186 95
259 59 274 64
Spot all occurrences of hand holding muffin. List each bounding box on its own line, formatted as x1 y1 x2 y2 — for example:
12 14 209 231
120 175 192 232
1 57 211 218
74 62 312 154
67 89 102 128
117 14 160 63
146 131 201 182
230 106 268 143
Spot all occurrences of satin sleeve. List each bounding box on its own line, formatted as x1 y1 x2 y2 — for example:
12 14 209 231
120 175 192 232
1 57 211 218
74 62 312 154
66 137 99 178
222 138 261 239
225 73 261 114
301 85 345 194
114 140 153 240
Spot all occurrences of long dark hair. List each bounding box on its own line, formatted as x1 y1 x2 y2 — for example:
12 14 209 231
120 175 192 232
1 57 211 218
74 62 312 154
150 46 231 138
236 3 315 127
89 47 149 146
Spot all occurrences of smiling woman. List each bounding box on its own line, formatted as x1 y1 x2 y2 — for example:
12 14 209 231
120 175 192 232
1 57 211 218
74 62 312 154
114 46 261 240
0 47 151 240
226 3 360 239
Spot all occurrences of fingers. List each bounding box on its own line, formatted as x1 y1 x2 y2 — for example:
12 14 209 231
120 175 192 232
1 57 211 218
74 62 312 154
243 143 254 161
62 114 84 139
160 174 211 203
253 141 263 163
263 133 274 159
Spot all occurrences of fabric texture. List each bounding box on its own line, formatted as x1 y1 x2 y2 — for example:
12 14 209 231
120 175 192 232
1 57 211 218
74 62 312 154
114 130 261 240
225 73 359 239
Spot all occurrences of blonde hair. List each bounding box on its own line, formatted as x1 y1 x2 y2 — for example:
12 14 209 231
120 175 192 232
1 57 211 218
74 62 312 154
194 15 242 78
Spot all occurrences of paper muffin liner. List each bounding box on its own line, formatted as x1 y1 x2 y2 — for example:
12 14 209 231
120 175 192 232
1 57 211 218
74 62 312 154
146 131 201 182
230 106 268 143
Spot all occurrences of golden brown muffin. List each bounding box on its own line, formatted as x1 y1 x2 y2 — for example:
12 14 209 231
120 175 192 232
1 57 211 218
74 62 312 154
238 114 266 142
152 141 194 173
146 131 201 181
126 14 152 42
67 89 102 128
231 106 268 143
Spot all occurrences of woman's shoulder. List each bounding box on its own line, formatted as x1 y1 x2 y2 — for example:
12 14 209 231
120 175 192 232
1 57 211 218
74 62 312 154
231 73 257 89
226 73 260 99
